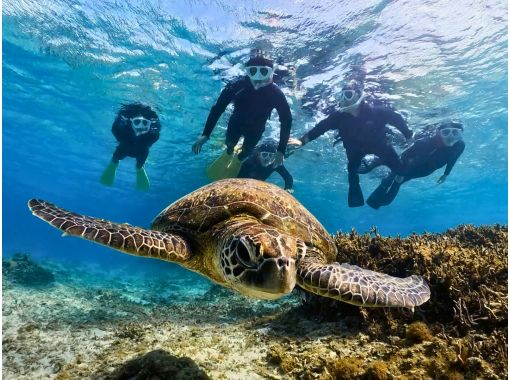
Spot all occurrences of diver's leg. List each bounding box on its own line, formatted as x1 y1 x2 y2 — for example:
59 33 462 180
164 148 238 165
135 148 150 169
375 144 406 175
346 150 365 207
225 122 243 155
366 173 402 209
379 176 412 206
238 127 264 161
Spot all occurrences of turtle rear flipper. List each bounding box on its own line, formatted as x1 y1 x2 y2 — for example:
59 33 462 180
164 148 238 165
297 260 430 310
28 199 191 263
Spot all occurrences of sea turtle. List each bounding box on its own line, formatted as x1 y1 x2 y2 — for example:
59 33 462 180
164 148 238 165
28 178 430 309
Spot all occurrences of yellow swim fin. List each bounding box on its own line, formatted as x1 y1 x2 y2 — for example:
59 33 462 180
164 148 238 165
99 162 118 186
136 167 150 191
206 150 242 181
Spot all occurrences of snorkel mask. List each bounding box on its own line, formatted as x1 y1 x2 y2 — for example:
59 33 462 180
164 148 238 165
130 116 154 136
245 53 274 90
336 82 365 112
437 121 464 147
257 143 277 167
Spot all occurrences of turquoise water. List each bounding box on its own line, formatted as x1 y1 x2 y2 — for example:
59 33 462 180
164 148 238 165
3 0 508 274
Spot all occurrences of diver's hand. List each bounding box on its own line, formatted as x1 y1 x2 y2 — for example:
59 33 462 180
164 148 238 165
299 136 309 146
192 135 209 154
437 174 447 184
287 137 303 147
285 188 294 194
285 137 303 157
272 151 284 168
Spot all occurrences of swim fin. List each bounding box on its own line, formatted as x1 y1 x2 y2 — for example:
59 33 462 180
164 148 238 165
367 179 402 209
136 167 150 191
206 150 242 181
348 183 365 207
99 162 119 186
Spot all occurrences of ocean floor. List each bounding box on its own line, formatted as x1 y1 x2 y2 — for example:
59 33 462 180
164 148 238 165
2 225 508 379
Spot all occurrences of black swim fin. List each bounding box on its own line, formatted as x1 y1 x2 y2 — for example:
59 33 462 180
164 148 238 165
367 177 402 209
366 193 382 210
348 184 365 207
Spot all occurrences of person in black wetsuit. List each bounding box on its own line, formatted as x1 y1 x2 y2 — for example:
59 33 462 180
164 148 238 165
365 121 465 209
192 52 292 170
237 139 294 192
100 103 161 191
298 81 413 207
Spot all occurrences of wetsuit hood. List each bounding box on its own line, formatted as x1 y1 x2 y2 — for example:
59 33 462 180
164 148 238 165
245 56 274 90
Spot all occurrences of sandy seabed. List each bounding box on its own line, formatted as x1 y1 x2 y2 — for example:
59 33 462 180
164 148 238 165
3 225 507 379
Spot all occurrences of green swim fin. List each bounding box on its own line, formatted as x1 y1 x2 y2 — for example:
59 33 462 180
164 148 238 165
99 162 119 186
206 151 242 181
136 167 150 191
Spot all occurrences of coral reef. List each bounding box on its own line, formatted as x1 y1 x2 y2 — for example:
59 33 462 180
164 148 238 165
2 253 55 286
2 225 507 379
267 224 507 379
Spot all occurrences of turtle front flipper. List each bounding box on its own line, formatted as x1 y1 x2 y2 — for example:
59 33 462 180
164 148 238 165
28 199 192 263
297 256 430 310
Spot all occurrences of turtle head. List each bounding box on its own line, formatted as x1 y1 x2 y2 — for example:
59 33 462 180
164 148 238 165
215 218 300 299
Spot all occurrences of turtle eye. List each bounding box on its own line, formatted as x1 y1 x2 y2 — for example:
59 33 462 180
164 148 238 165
236 241 253 267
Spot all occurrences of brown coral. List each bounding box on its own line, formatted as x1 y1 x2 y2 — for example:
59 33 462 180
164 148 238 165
267 224 507 379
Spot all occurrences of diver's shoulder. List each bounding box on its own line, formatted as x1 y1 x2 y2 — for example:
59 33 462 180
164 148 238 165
454 140 466 149
226 76 249 89
267 82 285 94
370 104 397 115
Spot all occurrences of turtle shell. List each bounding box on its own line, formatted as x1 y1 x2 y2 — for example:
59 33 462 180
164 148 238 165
152 178 337 259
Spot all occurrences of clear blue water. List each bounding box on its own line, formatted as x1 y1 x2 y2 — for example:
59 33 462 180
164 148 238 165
3 0 508 275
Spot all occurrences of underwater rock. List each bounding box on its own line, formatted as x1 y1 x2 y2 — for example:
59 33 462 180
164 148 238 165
105 349 210 380
2 253 55 286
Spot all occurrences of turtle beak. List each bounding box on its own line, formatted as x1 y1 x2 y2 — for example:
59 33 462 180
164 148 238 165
249 257 296 298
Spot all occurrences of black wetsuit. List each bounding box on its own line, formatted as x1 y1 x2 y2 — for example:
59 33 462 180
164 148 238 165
112 116 161 168
300 102 412 207
237 147 293 190
202 77 292 160
367 137 465 209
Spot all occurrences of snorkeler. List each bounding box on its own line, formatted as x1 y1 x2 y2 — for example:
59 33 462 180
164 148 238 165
365 121 465 209
100 103 161 191
237 139 294 192
297 81 413 207
192 50 292 180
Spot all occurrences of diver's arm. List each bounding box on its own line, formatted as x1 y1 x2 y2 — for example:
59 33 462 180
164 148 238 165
443 141 465 176
112 115 135 143
275 166 294 190
383 109 413 139
273 89 293 154
201 82 238 138
300 113 341 145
